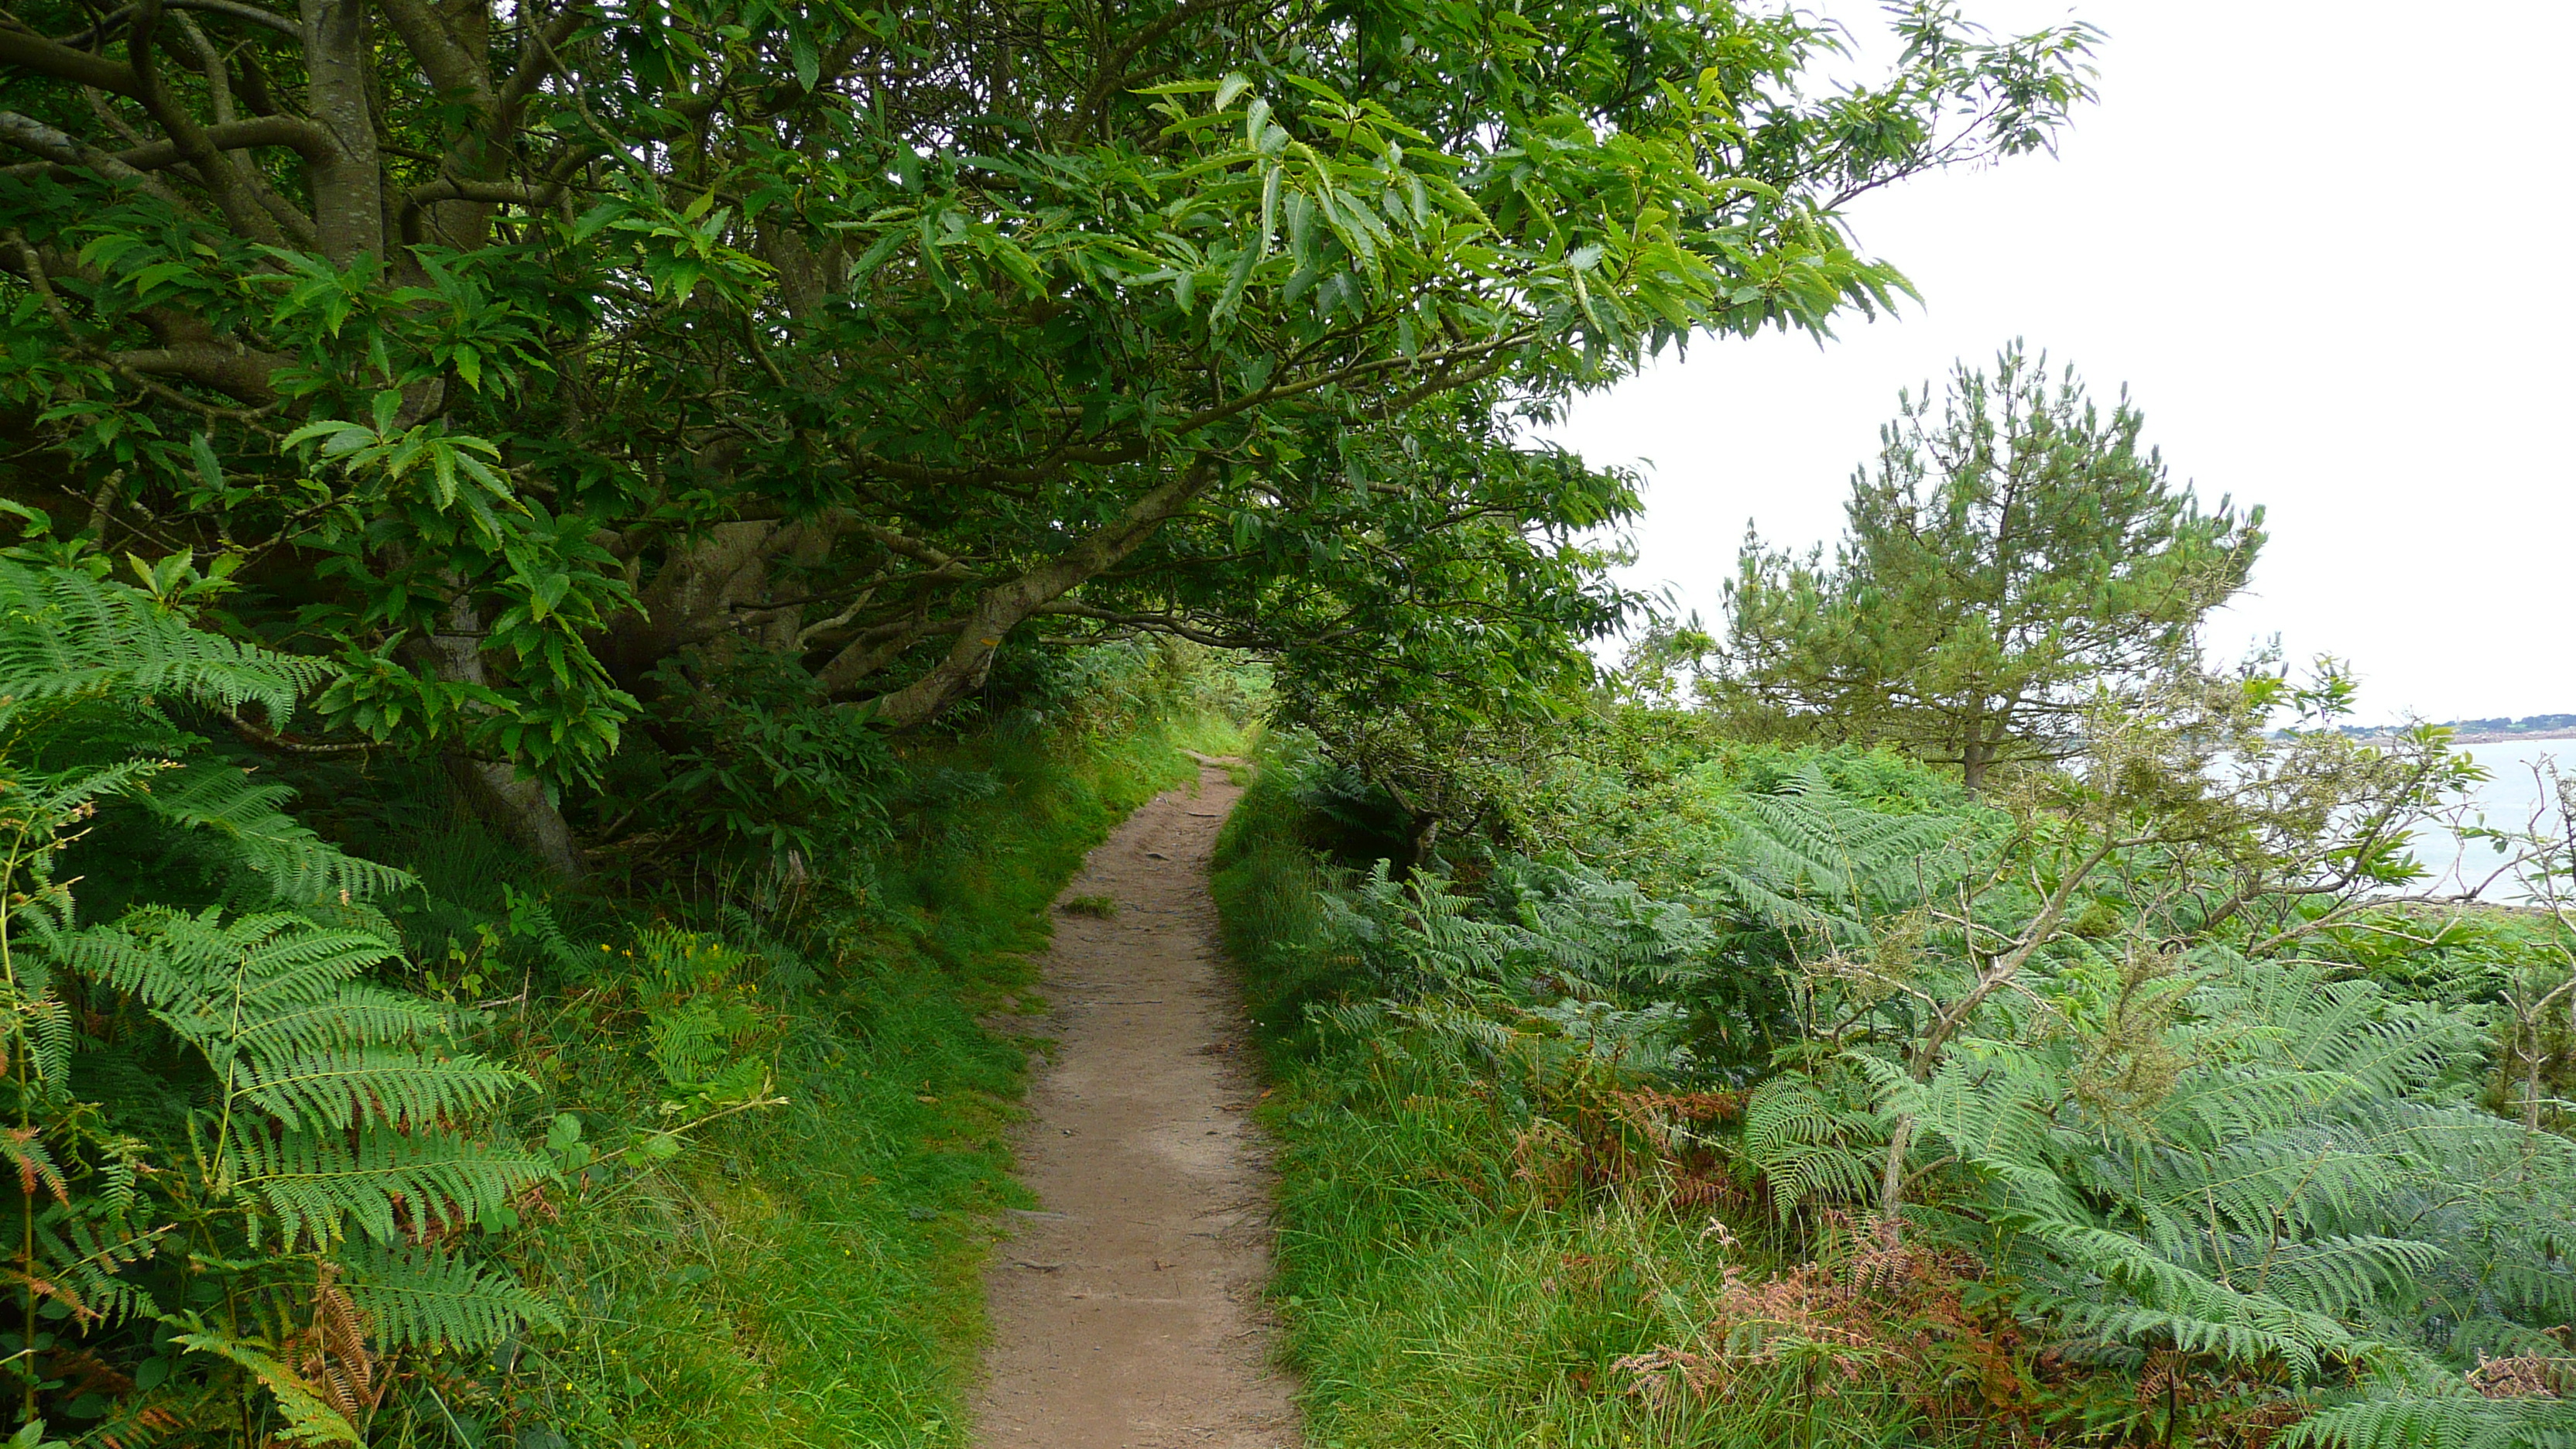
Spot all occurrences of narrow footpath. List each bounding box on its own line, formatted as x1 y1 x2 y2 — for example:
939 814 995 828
972 760 1301 1449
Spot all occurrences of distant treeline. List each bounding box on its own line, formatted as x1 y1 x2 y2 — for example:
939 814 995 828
2336 712 2576 740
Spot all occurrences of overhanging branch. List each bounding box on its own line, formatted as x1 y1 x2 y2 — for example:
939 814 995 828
1030 599 1273 649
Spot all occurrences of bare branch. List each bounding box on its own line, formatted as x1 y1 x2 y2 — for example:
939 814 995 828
0 108 190 204
1 111 337 180
0 20 149 95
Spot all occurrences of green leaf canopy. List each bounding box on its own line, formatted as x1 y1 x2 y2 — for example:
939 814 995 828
0 0 2098 848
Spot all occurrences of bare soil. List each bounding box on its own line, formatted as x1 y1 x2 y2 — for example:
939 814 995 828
971 761 1301 1449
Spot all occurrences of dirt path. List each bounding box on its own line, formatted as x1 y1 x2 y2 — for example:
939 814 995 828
972 761 1300 1449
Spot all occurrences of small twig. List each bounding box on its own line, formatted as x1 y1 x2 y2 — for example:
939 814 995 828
221 709 375 755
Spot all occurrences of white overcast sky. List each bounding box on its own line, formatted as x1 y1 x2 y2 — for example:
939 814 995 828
1546 0 2576 725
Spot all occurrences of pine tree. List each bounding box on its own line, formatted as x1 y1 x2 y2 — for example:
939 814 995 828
1714 344 2264 793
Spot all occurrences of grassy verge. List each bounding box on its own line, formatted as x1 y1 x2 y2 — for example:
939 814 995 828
1210 759 1852 1449
361 703 1245 1447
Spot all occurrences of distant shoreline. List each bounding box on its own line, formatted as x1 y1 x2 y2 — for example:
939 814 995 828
2346 730 2576 747
2330 713 2576 747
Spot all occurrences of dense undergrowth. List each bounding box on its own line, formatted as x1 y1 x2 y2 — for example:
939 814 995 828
0 546 1255 1444
428 705 1233 1448
1215 719 2576 1449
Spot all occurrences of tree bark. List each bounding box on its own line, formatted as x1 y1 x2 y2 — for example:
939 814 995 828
844 457 1215 725
444 753 584 876
426 591 587 876
299 0 382 265
1405 814 1444 873
595 518 801 688
1877 1113 1913 1233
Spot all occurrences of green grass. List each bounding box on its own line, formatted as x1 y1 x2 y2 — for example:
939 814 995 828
524 718 1201 1448
340 703 1237 1447
1209 762 1937 1449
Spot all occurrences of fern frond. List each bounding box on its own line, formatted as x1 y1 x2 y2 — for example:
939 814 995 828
229 1125 552 1249
172 1328 364 1446
1742 1074 1885 1218
512 895 589 972
1711 769 1975 944
1316 862 1523 992
646 998 735 1086
47 909 399 1019
2252 1236 2453 1319
1380 999 1518 1050
1498 862 1718 988
234 1049 529 1132
235 984 464 1053
2285 1392 2576 1449
26 1206 170 1324
342 1242 565 1351
2017 1214 2365 1378
142 762 416 907
0 557 330 725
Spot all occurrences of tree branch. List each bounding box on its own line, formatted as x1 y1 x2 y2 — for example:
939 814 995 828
110 344 290 404
1070 0 1252 137
375 0 495 117
0 21 149 95
1029 599 1269 649
80 0 300 42
840 457 1221 719
0 109 190 205
1 111 338 180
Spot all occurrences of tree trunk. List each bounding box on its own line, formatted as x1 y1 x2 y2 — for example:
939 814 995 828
1877 1112 1913 1241
425 590 586 877
851 457 1214 726
1405 813 1444 873
444 754 584 877
298 0 383 265
1959 718 1992 796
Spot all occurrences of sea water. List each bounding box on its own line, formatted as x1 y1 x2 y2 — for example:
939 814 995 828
2406 735 2574 901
